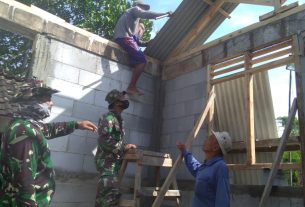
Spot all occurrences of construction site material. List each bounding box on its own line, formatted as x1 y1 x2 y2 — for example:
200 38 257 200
259 98 298 207
152 91 216 207
118 149 181 207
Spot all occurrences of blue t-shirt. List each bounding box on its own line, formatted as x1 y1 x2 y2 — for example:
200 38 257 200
183 152 230 207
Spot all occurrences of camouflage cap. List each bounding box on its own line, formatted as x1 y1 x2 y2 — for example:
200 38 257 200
105 89 127 105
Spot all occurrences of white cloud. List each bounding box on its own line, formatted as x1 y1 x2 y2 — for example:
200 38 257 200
230 13 258 28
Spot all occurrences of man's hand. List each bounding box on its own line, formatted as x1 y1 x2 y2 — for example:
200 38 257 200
124 144 136 152
167 11 173 17
77 121 97 132
176 141 186 153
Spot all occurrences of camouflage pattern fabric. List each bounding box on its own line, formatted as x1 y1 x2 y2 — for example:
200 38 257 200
0 118 78 207
95 111 125 207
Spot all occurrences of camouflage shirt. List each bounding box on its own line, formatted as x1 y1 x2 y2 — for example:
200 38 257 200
0 118 78 207
95 111 125 176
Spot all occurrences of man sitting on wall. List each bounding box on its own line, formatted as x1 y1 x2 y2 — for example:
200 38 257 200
0 76 97 207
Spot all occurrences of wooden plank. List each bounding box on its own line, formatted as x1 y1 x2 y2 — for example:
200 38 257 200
207 68 215 134
163 4 305 66
223 0 274 6
203 0 231 18
134 160 142 207
245 52 256 165
260 2 299 21
292 34 305 206
140 156 173 167
230 137 300 153
251 48 292 65
118 160 128 185
140 187 181 197
152 92 216 207
127 149 170 158
258 98 298 207
119 199 136 207
169 0 225 57
227 163 301 170
211 63 245 77
252 39 292 58
211 55 294 85
212 55 244 70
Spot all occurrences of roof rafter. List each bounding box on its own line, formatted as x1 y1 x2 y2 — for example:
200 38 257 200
168 0 226 57
203 0 231 18
223 0 274 6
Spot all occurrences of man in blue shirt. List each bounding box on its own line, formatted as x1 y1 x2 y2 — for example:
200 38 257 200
176 131 232 207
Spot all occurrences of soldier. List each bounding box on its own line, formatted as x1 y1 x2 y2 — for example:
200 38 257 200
94 89 136 207
0 77 97 207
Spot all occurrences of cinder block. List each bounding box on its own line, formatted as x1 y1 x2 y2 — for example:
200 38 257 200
73 102 105 122
133 102 154 119
129 130 151 147
47 77 95 104
227 33 251 57
48 135 68 152
94 90 108 108
185 98 206 115
50 41 98 72
175 82 205 103
51 151 84 172
173 69 206 92
47 60 80 84
137 73 155 92
83 155 97 173
67 134 87 155
51 95 74 116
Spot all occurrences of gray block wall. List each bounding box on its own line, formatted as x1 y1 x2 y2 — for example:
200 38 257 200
32 36 157 206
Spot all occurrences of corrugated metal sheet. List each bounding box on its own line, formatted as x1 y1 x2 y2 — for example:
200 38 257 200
214 72 278 185
145 0 238 61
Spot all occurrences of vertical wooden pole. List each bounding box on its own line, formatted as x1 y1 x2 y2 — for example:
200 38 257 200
207 65 215 134
292 35 305 206
245 52 256 165
274 0 281 11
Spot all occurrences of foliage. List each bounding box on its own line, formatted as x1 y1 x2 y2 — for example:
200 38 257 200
277 116 301 186
0 0 153 77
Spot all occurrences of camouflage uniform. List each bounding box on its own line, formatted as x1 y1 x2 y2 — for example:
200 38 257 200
0 120 79 207
0 76 77 207
95 90 127 207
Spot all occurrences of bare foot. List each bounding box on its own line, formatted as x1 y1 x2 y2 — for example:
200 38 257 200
126 87 144 96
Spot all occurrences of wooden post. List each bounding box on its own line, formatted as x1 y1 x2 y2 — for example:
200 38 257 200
152 92 216 207
207 65 215 134
274 0 281 11
245 52 256 164
258 98 298 207
292 34 305 206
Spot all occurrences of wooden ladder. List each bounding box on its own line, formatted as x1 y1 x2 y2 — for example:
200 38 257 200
118 149 181 207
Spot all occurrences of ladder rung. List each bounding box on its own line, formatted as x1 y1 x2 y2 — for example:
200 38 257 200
139 187 181 197
119 199 136 207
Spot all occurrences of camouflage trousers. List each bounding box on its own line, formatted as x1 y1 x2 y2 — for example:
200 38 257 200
0 192 52 207
95 174 121 207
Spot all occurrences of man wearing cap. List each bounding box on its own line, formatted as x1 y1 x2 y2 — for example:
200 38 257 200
114 0 172 96
176 131 232 207
95 89 136 207
0 77 97 207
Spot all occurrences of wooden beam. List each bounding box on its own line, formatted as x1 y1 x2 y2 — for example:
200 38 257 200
259 98 298 207
259 2 299 21
230 137 300 153
227 163 301 170
223 0 274 6
292 34 305 207
245 52 256 165
273 0 282 10
163 4 305 67
169 0 225 57
251 48 292 65
152 92 216 207
203 0 231 18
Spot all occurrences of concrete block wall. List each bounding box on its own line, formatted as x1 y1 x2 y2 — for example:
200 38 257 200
32 36 157 206
161 68 208 180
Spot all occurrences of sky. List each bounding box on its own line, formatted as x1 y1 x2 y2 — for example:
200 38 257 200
148 0 305 119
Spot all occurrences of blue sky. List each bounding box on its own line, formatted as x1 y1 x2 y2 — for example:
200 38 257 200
147 0 305 118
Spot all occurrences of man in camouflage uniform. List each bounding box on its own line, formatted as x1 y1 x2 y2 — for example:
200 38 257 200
95 89 136 207
0 77 97 207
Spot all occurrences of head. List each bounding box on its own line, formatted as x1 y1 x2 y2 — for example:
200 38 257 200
137 23 145 38
10 79 58 121
203 131 232 159
133 0 150 10
105 89 129 113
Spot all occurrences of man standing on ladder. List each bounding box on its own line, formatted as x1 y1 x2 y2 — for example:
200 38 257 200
176 131 232 207
114 0 172 96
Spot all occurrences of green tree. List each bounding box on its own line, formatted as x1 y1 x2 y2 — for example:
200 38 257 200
277 116 301 186
0 0 153 77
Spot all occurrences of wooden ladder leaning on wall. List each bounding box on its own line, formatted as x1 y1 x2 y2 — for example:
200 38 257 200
118 148 181 207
